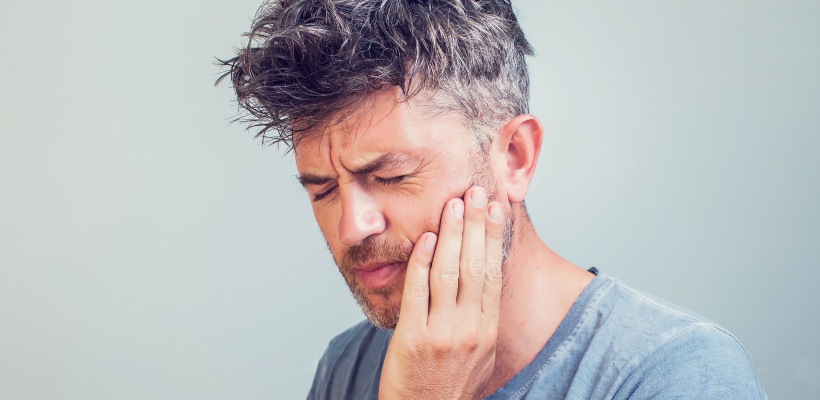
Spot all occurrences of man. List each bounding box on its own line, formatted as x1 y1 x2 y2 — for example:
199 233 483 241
219 0 766 398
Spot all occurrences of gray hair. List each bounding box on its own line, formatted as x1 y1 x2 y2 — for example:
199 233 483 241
217 0 534 149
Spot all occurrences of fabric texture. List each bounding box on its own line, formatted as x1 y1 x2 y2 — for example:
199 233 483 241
307 272 767 399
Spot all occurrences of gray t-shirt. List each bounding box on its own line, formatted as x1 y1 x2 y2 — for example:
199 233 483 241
308 271 766 399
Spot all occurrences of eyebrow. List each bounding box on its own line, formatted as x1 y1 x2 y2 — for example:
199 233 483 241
296 174 333 187
296 151 418 188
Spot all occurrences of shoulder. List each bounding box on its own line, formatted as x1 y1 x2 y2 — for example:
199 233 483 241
618 323 767 398
307 320 391 400
592 276 724 351
318 320 388 366
592 277 767 398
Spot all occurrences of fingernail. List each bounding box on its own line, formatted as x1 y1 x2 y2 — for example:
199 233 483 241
472 188 487 208
452 200 464 218
424 233 437 252
489 204 504 223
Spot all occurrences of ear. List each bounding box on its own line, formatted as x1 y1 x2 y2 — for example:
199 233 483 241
495 114 543 203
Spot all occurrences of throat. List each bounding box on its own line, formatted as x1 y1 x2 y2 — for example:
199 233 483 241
480 242 596 397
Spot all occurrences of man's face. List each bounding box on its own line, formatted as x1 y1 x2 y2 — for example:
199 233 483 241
295 88 504 329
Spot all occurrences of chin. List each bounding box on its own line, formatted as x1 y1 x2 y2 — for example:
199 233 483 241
351 284 403 330
338 261 407 330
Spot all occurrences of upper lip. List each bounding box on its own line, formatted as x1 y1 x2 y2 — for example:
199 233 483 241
356 261 402 272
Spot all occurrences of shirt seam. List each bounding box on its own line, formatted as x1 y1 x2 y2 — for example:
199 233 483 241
506 277 616 400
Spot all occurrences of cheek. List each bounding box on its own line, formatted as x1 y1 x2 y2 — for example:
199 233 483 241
312 204 341 245
381 190 455 242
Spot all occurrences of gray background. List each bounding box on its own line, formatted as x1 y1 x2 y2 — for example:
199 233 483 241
1 0 817 398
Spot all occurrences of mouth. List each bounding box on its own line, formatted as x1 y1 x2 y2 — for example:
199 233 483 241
355 261 406 290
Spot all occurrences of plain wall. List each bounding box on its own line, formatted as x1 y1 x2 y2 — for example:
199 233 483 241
1 0 818 398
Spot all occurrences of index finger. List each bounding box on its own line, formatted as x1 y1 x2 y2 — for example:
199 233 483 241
396 232 437 331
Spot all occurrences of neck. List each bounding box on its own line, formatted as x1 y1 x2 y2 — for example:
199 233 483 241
480 205 595 397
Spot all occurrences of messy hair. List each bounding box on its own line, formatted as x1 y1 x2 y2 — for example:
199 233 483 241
217 0 533 149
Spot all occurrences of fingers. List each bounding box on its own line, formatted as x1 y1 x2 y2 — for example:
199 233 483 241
429 198 464 311
384 188 504 400
397 232 437 330
427 186 505 319
457 187 489 307
482 202 505 321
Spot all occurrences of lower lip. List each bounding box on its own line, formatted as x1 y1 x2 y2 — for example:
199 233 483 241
356 263 404 290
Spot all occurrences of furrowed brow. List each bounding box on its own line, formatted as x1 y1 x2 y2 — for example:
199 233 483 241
296 151 418 188
350 151 417 175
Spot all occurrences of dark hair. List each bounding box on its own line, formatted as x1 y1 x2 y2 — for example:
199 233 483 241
217 0 533 149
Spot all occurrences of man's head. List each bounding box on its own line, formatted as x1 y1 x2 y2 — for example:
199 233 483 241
293 88 529 329
219 0 533 149
219 0 539 329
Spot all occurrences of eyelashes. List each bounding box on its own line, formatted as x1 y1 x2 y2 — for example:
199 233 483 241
312 185 337 202
374 175 407 186
311 175 409 202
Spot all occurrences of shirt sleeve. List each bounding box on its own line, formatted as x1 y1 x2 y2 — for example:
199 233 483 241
617 323 767 399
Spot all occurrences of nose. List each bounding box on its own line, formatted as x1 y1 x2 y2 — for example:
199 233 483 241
338 184 386 247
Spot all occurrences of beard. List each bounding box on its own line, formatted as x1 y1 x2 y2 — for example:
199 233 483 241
333 238 412 330
332 211 515 331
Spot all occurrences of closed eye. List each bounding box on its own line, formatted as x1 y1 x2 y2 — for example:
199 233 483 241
312 185 338 202
374 175 407 186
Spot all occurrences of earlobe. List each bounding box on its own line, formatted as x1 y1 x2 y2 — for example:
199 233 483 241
498 114 543 203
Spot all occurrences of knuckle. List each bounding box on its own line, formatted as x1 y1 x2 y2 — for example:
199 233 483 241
437 267 460 282
466 256 485 275
411 256 431 270
430 337 455 355
460 333 480 352
407 282 428 298
485 260 503 281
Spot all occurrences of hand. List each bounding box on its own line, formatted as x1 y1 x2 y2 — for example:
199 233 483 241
379 186 506 400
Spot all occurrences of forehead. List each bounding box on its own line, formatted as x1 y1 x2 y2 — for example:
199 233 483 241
294 88 472 170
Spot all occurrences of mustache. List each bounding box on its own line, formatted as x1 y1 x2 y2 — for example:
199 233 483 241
341 237 413 268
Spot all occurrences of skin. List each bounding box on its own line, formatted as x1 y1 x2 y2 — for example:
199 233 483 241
295 87 595 399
